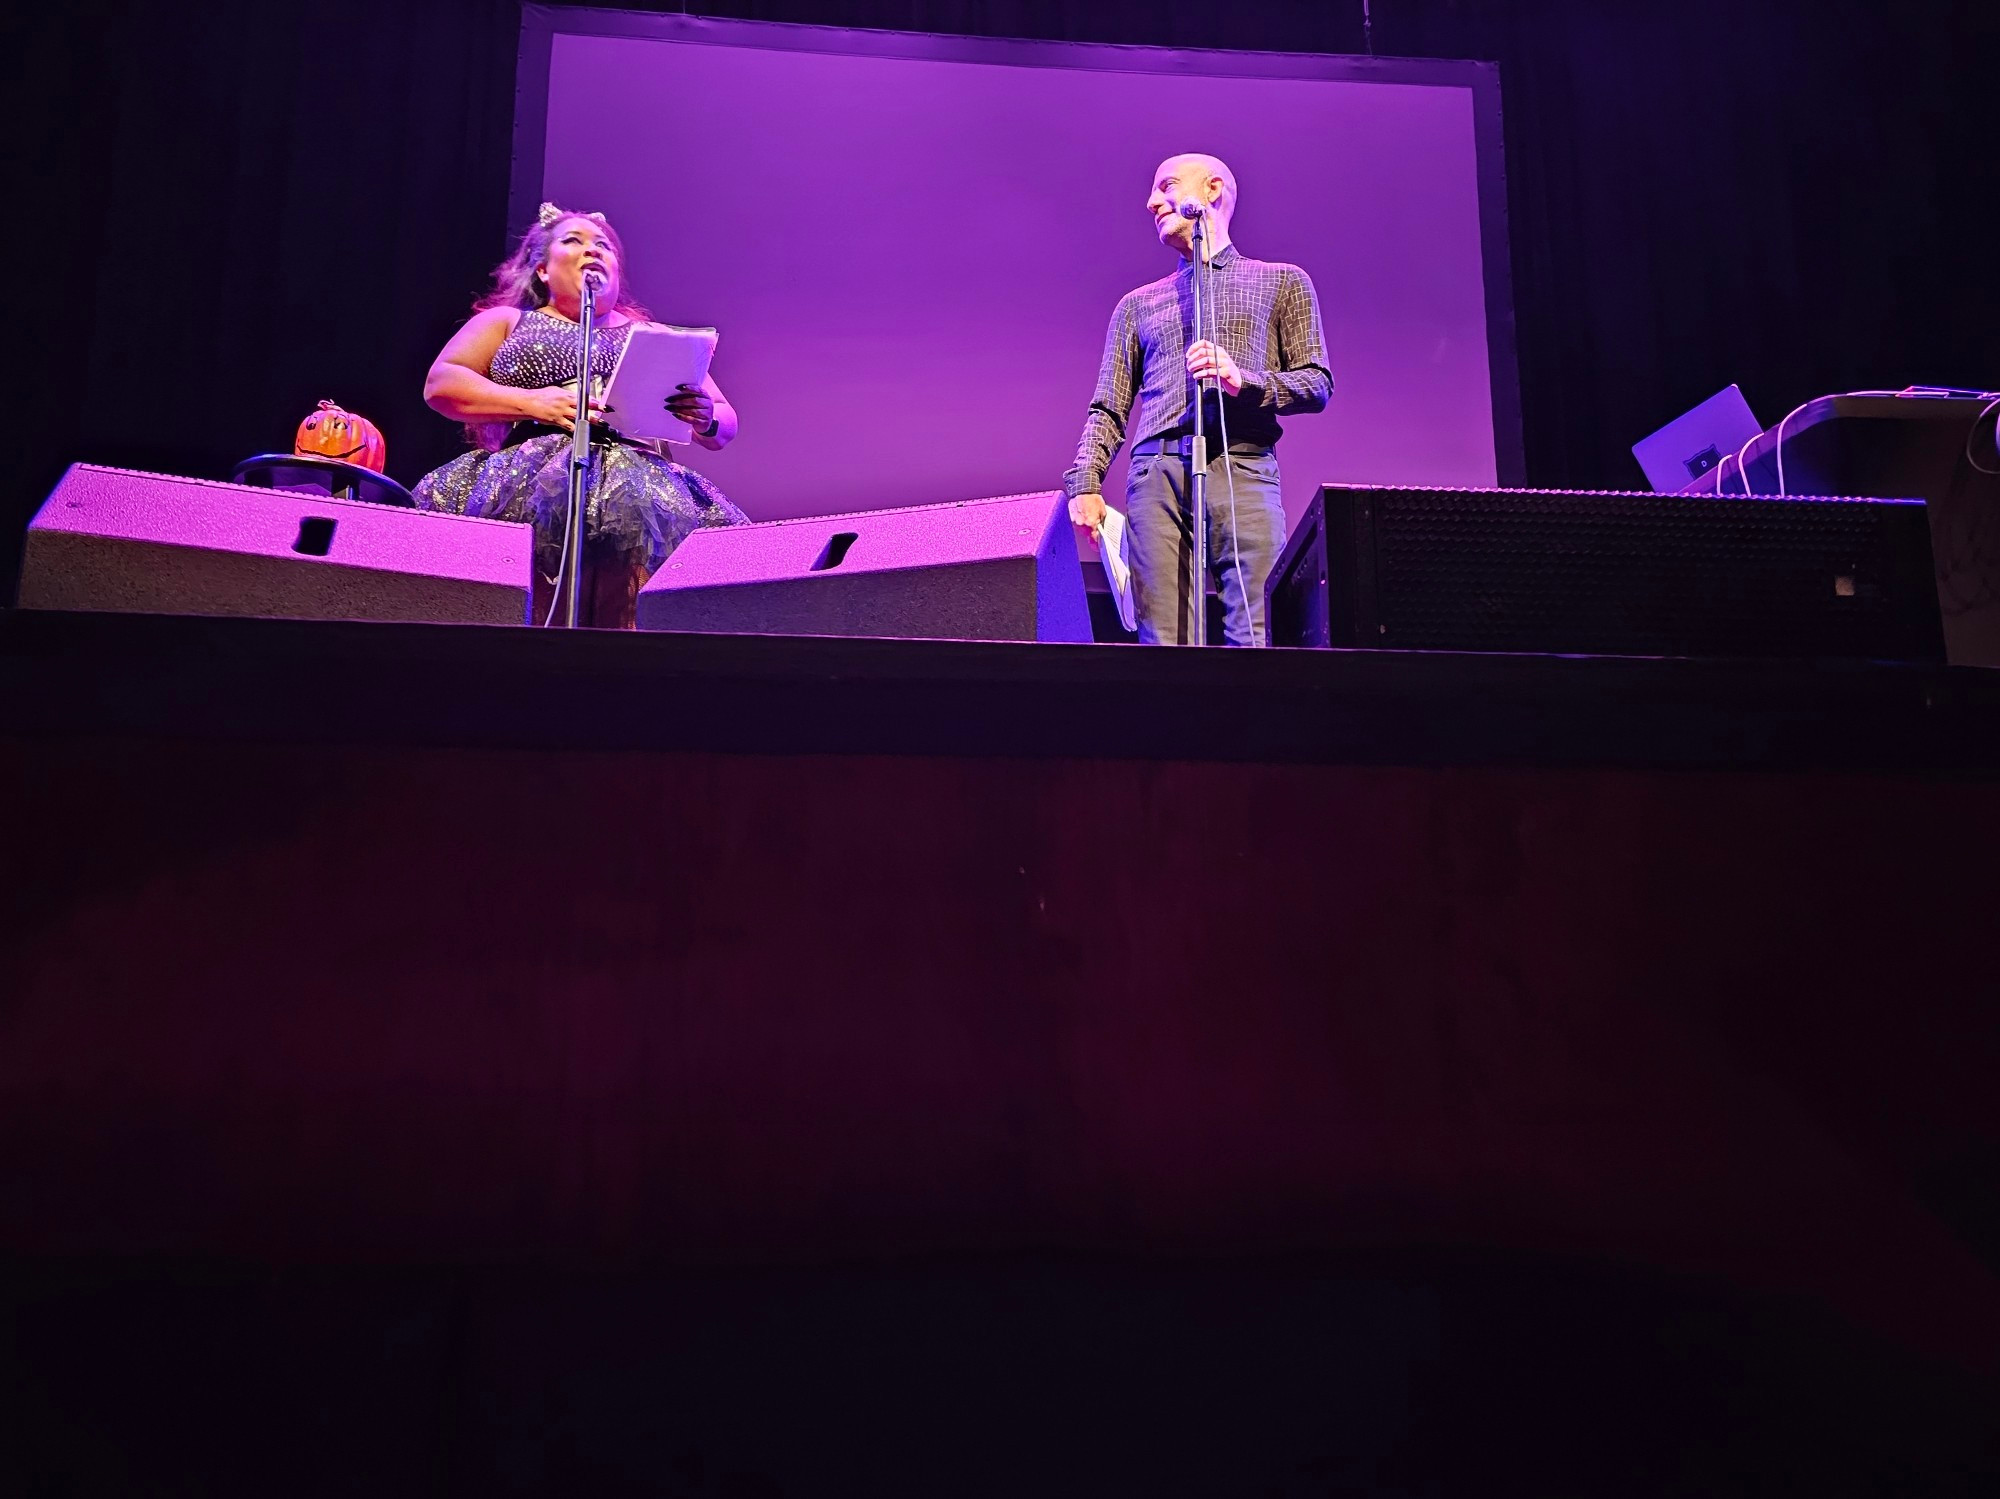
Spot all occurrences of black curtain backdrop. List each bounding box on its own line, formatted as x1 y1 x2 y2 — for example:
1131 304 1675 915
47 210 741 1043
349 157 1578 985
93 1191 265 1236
10 0 1999 588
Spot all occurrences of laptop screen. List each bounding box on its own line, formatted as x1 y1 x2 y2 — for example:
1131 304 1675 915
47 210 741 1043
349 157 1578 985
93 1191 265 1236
1632 385 1762 492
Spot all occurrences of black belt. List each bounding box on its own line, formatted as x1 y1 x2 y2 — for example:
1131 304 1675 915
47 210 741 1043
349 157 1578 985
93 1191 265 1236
1130 433 1272 459
508 420 641 449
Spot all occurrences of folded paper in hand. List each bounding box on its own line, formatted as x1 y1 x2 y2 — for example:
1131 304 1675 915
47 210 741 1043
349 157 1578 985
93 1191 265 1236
600 324 719 441
1098 506 1136 632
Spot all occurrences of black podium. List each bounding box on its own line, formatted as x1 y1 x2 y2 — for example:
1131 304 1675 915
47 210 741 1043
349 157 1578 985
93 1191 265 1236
1684 394 2000 667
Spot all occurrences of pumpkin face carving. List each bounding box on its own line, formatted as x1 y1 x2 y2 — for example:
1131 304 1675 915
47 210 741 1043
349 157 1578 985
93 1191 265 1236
294 400 387 472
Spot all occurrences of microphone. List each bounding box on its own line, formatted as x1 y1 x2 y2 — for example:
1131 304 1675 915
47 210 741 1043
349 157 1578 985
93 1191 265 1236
1177 200 1207 220
581 265 607 294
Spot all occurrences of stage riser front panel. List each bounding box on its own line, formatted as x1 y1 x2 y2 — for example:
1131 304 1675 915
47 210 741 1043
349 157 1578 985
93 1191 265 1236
6 730 2000 1380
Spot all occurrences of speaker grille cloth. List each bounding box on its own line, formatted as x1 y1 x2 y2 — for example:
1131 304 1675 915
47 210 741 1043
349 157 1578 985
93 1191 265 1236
1367 488 1930 657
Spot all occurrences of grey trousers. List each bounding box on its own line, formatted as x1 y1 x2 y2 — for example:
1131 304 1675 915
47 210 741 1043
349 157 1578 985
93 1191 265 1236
1126 444 1287 646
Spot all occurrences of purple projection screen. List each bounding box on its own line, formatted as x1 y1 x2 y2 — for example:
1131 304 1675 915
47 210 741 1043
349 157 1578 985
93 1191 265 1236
513 9 1521 526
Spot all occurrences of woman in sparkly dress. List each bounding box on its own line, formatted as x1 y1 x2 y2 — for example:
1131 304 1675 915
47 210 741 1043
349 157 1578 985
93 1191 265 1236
414 203 748 626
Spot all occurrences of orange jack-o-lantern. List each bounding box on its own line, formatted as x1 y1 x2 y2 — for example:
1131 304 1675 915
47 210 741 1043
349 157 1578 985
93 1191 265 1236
294 400 387 472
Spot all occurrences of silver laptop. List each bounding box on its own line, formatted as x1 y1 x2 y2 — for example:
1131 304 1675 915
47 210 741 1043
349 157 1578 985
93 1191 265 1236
1632 385 1763 492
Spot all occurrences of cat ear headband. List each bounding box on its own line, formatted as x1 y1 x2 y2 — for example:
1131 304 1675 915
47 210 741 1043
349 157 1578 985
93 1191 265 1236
539 201 607 227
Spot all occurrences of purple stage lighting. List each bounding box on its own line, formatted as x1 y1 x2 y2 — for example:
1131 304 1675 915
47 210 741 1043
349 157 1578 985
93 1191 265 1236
519 13 1518 529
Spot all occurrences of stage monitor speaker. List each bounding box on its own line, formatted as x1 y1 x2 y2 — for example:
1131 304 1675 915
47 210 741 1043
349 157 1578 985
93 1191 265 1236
18 464 532 626
1673 393 2000 668
1268 484 1946 663
637 491 1092 643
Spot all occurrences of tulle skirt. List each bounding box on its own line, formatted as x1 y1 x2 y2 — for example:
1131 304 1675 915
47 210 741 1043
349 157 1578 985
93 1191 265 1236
413 433 748 580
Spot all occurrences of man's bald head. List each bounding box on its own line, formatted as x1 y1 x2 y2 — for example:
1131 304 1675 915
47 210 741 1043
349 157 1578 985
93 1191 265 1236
1162 153 1237 216
1146 153 1239 257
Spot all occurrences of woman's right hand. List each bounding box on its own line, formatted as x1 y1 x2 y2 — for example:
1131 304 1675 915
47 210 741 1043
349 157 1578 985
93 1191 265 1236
518 385 602 430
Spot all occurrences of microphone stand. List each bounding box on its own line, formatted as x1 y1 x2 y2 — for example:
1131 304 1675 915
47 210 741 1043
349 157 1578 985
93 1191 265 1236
1187 210 1210 647
560 275 599 628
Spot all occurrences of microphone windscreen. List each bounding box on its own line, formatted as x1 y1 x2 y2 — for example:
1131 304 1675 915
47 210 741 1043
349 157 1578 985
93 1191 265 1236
1178 200 1206 220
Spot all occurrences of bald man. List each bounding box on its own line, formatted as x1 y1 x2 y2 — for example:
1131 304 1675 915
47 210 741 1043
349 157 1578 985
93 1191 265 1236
1064 154 1332 646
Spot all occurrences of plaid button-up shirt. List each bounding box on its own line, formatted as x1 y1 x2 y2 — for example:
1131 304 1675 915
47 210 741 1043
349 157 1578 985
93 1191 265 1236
1062 244 1333 499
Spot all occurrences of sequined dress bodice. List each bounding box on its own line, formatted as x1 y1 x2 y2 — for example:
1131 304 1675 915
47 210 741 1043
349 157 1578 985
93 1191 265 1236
412 304 746 581
489 306 637 391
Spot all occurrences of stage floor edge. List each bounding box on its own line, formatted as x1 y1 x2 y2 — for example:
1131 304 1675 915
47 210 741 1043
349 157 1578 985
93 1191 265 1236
2 607 1998 774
